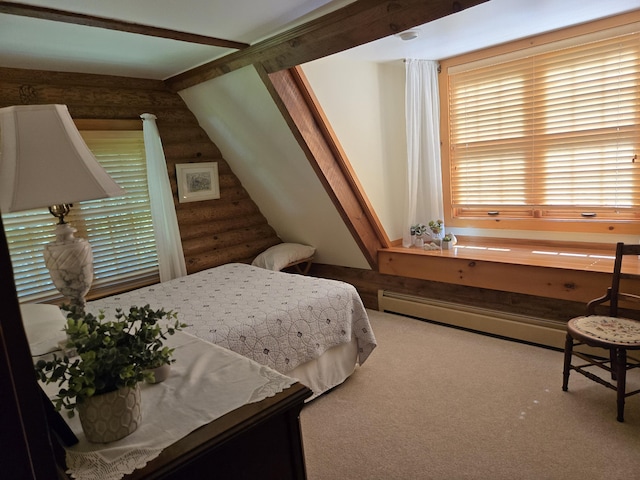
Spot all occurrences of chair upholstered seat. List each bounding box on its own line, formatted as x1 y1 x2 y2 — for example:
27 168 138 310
569 316 640 346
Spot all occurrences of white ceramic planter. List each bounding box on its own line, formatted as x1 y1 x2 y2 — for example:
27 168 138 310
77 383 142 443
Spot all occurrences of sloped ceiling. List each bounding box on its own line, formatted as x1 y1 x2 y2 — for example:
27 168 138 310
0 0 638 81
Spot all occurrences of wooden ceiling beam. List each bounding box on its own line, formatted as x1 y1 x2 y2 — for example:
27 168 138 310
260 65 390 269
165 0 488 91
0 1 249 49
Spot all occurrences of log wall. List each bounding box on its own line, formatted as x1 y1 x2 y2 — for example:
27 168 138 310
0 67 281 274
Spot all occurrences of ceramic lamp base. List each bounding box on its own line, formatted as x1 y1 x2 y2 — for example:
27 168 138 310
43 223 93 309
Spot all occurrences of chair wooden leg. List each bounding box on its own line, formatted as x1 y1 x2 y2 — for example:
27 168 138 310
616 348 627 423
610 348 618 381
562 333 573 392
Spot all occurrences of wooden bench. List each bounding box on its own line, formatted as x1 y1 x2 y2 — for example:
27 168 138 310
283 256 314 275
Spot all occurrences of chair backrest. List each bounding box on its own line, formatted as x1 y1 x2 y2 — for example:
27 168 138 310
608 242 640 317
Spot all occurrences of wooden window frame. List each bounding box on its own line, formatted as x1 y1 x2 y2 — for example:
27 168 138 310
439 11 640 237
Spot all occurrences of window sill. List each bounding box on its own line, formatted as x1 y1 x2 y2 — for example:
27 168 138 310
379 237 640 304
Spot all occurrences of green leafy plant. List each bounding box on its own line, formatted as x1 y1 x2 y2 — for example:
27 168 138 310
34 304 186 416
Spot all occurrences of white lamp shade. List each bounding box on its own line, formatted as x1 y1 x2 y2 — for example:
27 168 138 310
0 104 125 212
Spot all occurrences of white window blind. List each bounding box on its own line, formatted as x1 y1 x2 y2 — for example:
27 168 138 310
3 130 159 303
448 31 640 221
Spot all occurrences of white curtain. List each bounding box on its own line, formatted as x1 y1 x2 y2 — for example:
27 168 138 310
403 59 443 247
140 113 187 281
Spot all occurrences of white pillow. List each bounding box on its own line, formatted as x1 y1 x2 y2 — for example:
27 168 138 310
252 243 316 271
20 304 67 356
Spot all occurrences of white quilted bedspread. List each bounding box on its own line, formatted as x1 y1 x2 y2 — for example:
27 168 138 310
87 263 377 374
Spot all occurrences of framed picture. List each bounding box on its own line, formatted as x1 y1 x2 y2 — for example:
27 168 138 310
176 162 220 203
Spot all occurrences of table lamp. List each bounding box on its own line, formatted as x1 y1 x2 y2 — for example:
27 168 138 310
0 104 125 309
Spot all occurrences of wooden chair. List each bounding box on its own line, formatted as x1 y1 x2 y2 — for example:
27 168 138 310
562 242 640 422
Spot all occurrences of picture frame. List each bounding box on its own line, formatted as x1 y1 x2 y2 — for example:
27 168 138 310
176 162 220 203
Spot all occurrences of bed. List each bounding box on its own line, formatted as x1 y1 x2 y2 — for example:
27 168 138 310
85 263 377 399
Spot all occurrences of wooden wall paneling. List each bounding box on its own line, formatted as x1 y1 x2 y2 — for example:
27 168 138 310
185 239 280 273
180 213 271 242
182 223 278 258
161 137 222 160
176 198 261 225
148 125 212 144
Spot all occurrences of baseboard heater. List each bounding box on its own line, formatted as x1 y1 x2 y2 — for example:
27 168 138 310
378 290 567 350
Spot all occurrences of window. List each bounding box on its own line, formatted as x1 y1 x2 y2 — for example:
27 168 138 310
441 20 640 234
2 130 159 303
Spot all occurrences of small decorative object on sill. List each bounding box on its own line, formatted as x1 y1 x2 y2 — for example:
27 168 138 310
35 304 186 443
428 219 444 245
412 223 428 248
442 233 456 250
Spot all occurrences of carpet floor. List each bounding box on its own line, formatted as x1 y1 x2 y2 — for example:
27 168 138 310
300 309 640 480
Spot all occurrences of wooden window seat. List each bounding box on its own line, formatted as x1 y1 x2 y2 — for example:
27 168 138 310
378 237 640 305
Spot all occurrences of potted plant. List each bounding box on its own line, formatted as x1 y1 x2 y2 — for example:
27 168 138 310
428 219 444 238
442 233 454 249
412 223 428 247
35 304 185 443
138 313 184 384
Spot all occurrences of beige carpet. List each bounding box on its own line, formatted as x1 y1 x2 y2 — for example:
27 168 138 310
300 309 640 480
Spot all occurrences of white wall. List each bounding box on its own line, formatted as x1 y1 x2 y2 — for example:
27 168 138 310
178 65 369 269
301 57 407 242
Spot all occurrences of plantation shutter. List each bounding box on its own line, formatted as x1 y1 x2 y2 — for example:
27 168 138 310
2 130 159 303
448 31 640 220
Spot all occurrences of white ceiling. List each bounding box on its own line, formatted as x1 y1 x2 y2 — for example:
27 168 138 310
0 0 638 80
338 0 640 63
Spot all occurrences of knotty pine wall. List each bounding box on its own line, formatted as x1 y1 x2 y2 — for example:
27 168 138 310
0 67 281 274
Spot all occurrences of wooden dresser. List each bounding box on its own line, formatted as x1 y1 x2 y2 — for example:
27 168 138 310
124 382 312 479
56 382 312 480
